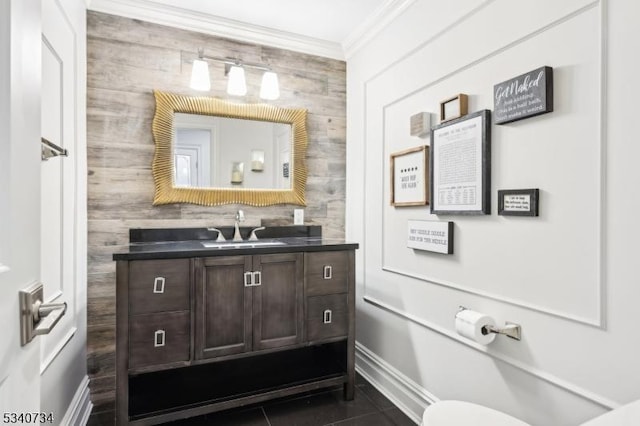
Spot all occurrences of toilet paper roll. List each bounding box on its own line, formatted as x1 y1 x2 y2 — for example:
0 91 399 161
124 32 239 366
455 309 496 345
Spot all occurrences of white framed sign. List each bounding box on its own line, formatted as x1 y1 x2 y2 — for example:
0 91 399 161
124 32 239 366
407 220 454 254
390 145 429 206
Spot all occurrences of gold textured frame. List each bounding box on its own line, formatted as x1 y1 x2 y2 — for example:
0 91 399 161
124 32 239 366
152 90 308 206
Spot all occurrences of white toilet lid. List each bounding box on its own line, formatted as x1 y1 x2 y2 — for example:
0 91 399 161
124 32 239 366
422 401 531 426
580 399 640 426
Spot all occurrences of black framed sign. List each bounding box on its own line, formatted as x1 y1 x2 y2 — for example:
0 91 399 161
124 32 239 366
498 189 539 216
493 66 553 124
430 109 491 215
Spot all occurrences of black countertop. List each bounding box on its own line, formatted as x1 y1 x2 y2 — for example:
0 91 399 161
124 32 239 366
113 226 358 261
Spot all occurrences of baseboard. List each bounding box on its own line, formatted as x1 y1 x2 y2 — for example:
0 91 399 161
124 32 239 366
60 375 93 426
355 342 437 424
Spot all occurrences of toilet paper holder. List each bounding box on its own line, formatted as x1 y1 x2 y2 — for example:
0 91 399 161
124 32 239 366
458 306 522 341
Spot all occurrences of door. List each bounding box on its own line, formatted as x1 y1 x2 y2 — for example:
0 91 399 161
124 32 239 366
195 256 253 359
252 253 303 350
40 0 86 421
1 0 85 420
0 0 44 415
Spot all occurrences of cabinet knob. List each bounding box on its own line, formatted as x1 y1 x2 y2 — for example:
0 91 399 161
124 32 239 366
323 265 332 280
154 330 165 347
153 277 165 293
323 309 332 324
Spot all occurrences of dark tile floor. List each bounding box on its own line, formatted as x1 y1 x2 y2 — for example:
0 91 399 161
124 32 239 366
88 374 417 426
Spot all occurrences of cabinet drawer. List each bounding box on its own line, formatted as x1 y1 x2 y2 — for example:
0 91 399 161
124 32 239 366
129 311 190 369
305 252 348 296
129 259 190 314
307 294 348 341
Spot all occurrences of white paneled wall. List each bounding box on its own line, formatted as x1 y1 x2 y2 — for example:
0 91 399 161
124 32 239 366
347 0 640 424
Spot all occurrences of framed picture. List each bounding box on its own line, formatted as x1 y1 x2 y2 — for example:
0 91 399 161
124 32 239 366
498 189 539 216
390 145 429 206
440 93 468 122
430 109 491 215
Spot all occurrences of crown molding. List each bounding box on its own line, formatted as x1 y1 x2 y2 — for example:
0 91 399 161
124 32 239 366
88 0 414 61
343 0 417 59
88 0 345 60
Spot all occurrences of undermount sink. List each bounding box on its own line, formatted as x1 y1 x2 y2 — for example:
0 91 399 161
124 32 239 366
201 240 287 249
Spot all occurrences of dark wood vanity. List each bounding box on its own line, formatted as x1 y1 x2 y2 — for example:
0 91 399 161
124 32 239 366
113 226 357 425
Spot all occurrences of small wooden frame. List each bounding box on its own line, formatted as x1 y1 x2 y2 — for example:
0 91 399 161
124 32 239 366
440 93 468 122
390 145 429 207
498 189 539 216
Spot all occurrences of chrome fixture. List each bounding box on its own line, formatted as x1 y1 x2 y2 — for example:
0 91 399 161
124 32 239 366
19 282 67 346
482 322 522 341
189 48 280 100
206 227 226 242
248 227 265 241
41 137 68 161
233 210 245 242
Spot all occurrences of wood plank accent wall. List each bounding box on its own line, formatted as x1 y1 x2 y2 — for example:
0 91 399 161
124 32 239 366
86 11 346 414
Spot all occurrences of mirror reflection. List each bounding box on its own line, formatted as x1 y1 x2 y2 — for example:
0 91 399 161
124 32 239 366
173 113 292 189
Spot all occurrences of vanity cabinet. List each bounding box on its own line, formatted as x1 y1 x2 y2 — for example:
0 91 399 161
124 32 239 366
194 253 303 359
114 234 357 426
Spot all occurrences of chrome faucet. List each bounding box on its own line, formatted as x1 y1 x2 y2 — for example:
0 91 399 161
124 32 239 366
233 210 245 242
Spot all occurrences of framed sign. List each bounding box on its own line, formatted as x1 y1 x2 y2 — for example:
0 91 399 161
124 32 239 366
390 145 429 206
440 93 468 122
407 220 454 254
430 110 491 215
498 189 539 216
494 66 553 124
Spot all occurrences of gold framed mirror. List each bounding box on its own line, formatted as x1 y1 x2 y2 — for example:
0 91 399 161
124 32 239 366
152 90 308 206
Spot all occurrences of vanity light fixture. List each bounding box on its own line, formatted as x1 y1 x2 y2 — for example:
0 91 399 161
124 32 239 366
189 49 280 100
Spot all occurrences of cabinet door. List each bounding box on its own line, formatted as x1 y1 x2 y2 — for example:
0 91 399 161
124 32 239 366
252 253 304 350
195 256 253 359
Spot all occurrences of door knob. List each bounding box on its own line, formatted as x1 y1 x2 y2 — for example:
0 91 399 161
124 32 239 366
19 282 67 346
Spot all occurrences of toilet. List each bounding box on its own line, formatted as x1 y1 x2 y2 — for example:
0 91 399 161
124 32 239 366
422 399 640 426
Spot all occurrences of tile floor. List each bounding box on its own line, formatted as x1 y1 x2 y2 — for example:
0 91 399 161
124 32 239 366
88 374 417 426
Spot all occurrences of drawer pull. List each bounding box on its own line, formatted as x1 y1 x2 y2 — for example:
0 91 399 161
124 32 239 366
153 277 165 294
244 272 253 287
253 271 262 286
323 265 332 280
323 309 332 324
154 330 165 347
